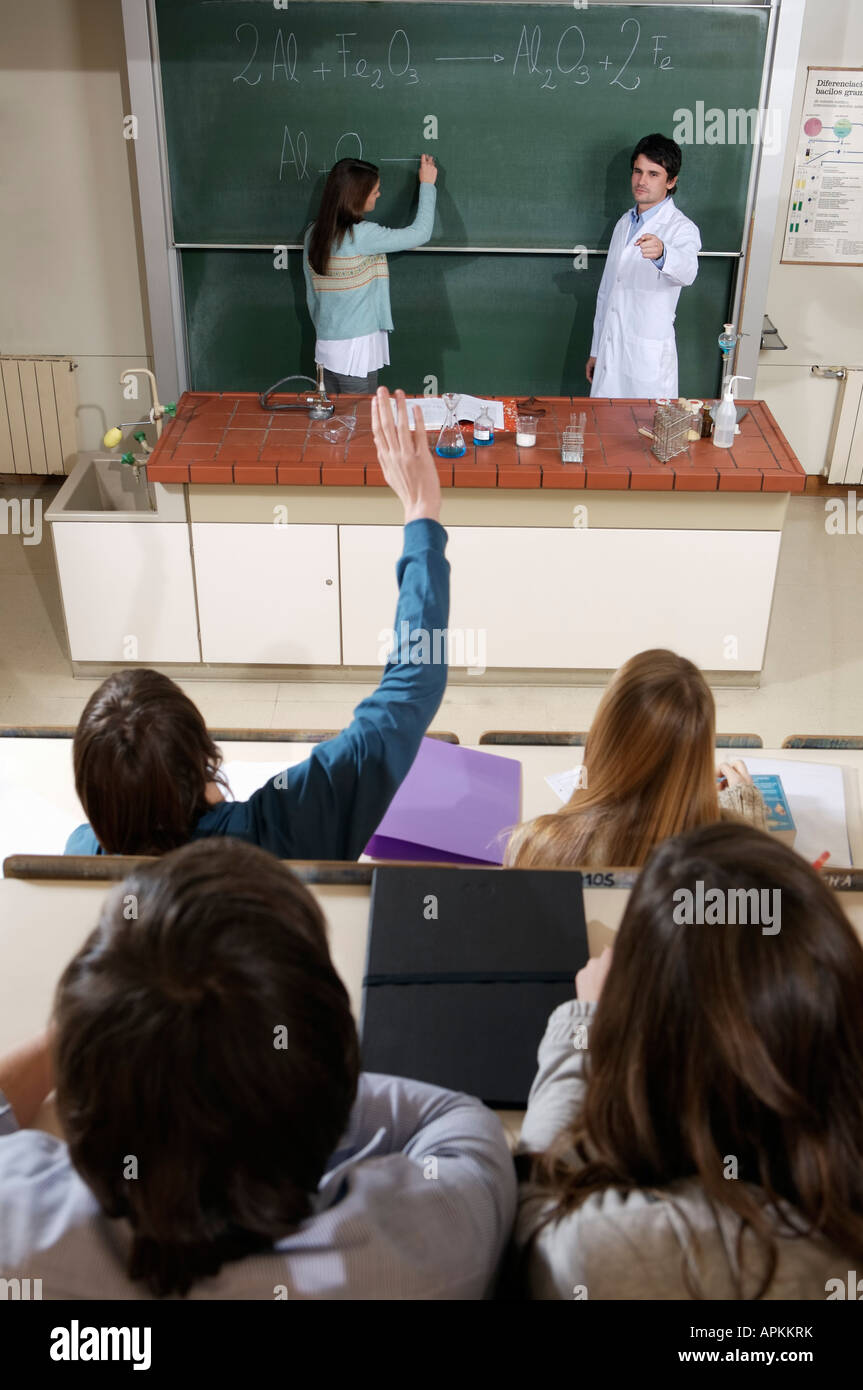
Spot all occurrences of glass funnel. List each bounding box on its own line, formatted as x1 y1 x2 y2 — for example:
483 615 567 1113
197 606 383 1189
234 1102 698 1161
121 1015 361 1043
435 393 466 458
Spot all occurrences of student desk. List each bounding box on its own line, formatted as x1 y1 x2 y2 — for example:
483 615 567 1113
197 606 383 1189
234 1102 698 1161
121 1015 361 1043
51 393 805 672
3 738 862 870
2 738 863 1140
3 735 863 1146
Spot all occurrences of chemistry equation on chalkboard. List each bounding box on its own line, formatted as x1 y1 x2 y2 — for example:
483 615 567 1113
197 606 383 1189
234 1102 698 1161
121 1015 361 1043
232 17 674 97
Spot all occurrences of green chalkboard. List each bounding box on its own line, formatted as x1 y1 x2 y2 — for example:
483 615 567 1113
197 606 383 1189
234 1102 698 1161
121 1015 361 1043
181 248 734 401
156 1 769 252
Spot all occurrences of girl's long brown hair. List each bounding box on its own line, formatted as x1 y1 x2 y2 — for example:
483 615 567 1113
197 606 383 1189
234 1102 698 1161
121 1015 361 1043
505 649 719 868
307 158 380 275
530 822 863 1297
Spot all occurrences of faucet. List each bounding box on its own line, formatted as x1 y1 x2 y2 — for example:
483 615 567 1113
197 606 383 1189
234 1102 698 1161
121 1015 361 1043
118 369 177 437
259 363 335 418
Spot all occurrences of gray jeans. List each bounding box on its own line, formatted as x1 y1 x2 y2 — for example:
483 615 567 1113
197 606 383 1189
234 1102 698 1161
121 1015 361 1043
322 368 379 396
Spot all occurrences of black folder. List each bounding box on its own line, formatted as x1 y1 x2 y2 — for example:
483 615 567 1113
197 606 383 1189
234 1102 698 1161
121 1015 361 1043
360 866 588 1108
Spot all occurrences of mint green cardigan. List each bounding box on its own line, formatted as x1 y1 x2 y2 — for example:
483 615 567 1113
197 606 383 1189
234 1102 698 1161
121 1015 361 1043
303 183 436 340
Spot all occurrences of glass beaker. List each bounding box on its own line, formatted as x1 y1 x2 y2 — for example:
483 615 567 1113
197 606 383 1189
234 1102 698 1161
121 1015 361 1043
516 414 538 447
435 393 466 458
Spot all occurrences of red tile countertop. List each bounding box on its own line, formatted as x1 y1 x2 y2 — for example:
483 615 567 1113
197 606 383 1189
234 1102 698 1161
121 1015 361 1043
146 393 805 494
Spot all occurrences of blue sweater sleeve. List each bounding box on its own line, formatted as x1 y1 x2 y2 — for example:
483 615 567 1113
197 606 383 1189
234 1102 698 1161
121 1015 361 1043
350 183 436 255
200 519 450 859
302 226 318 321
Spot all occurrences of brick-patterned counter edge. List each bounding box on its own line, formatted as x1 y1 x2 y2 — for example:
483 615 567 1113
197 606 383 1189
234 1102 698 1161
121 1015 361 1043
145 393 805 494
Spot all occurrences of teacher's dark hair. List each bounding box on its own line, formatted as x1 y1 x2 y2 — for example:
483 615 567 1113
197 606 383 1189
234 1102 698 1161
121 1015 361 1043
53 838 360 1298
308 158 381 274
526 822 863 1298
631 133 682 188
73 668 229 855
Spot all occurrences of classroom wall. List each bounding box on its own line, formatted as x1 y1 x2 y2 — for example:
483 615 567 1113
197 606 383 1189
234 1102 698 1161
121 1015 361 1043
754 0 863 475
2 0 150 453
2 0 859 463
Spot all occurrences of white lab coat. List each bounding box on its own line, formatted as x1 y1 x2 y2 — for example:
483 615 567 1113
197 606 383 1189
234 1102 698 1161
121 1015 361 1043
589 198 701 399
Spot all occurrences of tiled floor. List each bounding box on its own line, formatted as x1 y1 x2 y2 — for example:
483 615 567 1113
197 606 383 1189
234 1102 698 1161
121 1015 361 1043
1 474 861 746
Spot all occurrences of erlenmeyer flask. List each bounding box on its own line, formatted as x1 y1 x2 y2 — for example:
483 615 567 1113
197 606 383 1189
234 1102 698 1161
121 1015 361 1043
435 392 466 458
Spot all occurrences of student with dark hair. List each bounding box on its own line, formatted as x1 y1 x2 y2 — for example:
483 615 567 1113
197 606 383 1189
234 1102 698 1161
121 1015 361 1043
304 155 438 394
515 822 863 1299
0 838 516 1299
585 132 701 399
65 388 448 859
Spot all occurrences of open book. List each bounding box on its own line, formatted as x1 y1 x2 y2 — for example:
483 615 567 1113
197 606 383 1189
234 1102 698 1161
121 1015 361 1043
390 395 505 431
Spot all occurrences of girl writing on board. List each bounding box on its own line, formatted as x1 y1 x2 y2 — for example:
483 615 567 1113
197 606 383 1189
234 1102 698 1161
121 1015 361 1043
303 155 438 395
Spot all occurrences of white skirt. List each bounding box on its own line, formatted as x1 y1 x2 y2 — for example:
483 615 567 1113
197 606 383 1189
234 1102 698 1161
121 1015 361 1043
315 331 390 378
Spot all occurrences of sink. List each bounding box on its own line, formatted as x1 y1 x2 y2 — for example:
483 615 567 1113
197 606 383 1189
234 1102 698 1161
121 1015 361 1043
48 456 156 517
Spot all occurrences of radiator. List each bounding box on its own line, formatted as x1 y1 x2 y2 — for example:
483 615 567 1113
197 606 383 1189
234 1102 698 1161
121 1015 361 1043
826 368 863 486
0 355 79 475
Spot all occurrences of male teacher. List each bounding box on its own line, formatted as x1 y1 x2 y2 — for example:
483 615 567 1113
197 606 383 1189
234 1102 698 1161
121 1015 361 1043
586 134 701 399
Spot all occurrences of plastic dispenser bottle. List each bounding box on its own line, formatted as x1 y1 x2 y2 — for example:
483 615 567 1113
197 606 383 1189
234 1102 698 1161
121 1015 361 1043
712 375 750 449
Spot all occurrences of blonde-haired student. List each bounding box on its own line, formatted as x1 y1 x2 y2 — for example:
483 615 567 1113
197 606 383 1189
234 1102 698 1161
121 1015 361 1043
505 648 765 869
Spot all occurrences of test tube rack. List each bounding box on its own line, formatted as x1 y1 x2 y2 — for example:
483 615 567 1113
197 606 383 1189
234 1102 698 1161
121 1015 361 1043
650 402 692 463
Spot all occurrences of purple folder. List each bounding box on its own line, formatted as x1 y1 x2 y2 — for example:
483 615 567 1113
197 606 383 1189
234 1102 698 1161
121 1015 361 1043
365 738 523 865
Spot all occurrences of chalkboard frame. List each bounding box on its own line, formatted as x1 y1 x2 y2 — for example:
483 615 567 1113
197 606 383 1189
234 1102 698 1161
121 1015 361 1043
123 0 804 401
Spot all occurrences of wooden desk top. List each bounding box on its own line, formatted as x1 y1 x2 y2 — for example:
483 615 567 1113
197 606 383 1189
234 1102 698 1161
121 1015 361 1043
146 393 806 494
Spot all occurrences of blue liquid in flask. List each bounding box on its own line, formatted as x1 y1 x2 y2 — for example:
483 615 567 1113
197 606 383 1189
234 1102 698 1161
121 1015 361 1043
436 392 466 459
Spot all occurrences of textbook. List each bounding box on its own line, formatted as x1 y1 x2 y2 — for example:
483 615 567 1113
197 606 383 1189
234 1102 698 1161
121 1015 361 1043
751 774 796 847
360 864 588 1108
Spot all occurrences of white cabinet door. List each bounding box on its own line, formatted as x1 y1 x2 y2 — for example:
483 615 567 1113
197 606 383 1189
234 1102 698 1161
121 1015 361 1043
338 526 781 671
51 521 200 662
192 523 340 664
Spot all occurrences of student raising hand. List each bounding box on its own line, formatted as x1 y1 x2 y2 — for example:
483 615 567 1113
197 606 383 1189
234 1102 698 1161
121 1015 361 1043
371 387 441 524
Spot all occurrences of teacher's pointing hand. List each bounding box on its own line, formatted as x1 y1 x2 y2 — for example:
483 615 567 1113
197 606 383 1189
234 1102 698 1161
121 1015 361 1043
419 154 438 184
635 233 665 261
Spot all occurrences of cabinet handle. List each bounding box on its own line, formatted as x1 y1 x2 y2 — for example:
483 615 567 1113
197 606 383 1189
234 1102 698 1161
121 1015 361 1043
325 579 333 585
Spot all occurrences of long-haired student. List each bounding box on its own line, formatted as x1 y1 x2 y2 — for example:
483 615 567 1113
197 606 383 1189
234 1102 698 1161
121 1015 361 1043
65 388 448 859
303 155 437 394
0 839 516 1299
505 648 766 869
515 822 863 1299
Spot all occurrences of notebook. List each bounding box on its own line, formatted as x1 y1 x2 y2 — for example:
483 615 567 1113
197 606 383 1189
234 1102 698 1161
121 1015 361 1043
360 864 588 1108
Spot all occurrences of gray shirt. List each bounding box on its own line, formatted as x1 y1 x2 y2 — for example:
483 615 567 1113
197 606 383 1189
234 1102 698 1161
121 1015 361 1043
0 1073 515 1300
516 1000 851 1300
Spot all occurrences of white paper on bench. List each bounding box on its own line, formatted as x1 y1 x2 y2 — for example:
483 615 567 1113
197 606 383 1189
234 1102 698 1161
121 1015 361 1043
391 396 505 431
545 766 586 804
742 758 851 867
546 757 852 867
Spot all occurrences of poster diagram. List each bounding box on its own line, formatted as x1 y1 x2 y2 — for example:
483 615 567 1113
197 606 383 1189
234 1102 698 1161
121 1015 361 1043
782 67 863 265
